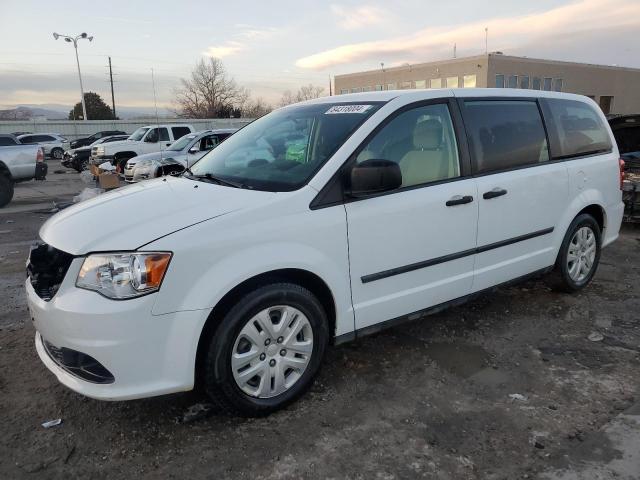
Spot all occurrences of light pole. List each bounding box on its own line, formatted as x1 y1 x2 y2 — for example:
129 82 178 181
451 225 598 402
53 32 93 121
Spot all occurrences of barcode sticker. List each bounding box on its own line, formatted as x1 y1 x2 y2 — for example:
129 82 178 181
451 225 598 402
325 105 372 114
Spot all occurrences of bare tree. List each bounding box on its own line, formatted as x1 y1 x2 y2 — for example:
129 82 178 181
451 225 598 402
241 97 273 118
174 58 249 118
279 84 325 107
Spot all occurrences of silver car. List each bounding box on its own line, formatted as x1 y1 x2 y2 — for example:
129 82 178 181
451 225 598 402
124 128 236 182
17 133 70 160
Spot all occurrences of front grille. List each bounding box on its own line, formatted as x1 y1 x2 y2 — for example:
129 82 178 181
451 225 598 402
43 338 115 384
27 243 74 301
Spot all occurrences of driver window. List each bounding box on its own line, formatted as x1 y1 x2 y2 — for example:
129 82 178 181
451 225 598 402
355 103 460 188
200 135 219 151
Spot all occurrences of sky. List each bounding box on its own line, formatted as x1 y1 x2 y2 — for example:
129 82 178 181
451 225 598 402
0 0 638 111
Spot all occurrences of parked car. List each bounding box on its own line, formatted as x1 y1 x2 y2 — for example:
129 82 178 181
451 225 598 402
17 133 70 160
91 124 195 173
27 89 624 416
0 139 46 207
0 134 22 146
125 129 237 182
63 135 130 172
70 130 127 149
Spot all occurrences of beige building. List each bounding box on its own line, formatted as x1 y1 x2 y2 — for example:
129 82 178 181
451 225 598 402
334 53 640 115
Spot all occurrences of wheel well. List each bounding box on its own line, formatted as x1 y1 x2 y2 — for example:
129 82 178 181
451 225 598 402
578 204 605 233
194 268 337 386
0 162 11 179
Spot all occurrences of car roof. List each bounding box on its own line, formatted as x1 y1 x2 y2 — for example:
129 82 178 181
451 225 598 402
298 88 593 106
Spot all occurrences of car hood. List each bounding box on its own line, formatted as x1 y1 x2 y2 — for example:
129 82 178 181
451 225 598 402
40 176 275 255
127 151 183 165
99 139 138 150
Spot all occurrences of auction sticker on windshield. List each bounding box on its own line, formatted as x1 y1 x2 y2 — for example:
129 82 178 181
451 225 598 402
325 105 372 114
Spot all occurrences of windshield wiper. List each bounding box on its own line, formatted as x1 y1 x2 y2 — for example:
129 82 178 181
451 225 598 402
191 172 247 189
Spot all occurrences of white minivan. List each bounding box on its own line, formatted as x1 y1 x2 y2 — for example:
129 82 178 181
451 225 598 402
27 89 624 416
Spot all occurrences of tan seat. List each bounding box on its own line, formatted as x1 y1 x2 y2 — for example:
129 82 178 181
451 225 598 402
399 119 453 187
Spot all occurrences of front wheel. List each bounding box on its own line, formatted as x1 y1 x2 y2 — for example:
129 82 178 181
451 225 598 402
548 213 601 292
0 175 14 207
51 147 64 160
203 283 329 416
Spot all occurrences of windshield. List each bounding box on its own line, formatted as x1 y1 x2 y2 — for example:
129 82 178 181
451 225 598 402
129 127 150 141
189 102 382 191
168 134 197 151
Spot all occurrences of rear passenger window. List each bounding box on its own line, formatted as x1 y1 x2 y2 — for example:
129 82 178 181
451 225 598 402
355 103 460 188
172 127 191 140
544 99 612 158
464 100 549 174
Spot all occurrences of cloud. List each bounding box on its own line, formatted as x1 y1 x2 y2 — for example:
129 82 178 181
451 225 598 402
330 4 387 30
203 41 244 58
297 0 640 70
203 25 277 59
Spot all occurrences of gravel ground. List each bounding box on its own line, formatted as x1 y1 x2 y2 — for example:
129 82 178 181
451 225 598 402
0 176 639 479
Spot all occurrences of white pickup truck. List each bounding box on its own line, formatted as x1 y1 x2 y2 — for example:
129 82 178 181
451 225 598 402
91 124 195 173
0 134 46 207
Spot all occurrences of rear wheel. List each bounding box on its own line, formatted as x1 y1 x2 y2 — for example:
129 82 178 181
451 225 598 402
0 174 14 208
548 214 601 292
203 283 329 416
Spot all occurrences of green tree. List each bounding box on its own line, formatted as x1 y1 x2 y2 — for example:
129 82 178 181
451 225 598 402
68 92 116 120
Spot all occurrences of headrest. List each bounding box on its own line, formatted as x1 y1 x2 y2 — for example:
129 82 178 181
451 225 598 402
413 119 442 149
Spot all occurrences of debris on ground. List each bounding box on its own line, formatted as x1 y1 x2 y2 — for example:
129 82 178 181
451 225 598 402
179 403 214 423
73 188 104 203
508 393 528 402
587 332 604 342
79 171 94 184
41 418 62 429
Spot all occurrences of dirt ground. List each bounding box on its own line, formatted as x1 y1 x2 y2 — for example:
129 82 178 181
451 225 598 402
1 169 639 479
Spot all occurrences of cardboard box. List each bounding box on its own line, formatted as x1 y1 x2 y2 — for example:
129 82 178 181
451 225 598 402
90 164 100 176
98 172 120 190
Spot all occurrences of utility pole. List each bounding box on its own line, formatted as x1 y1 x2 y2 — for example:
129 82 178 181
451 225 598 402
454 43 457 58
485 27 488 54
328 75 332 96
108 56 116 119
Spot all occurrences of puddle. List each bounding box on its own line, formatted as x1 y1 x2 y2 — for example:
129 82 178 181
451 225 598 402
424 342 490 378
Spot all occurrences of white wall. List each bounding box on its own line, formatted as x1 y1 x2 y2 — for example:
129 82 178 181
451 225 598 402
0 118 253 140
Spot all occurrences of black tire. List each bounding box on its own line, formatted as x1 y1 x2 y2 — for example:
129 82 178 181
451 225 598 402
203 282 329 417
51 147 64 160
547 213 602 292
74 158 88 173
0 174 14 208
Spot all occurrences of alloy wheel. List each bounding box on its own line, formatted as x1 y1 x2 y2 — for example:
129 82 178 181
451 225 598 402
567 226 596 282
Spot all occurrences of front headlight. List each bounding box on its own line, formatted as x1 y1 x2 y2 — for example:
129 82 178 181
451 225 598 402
76 252 172 299
132 161 157 182
95 146 105 156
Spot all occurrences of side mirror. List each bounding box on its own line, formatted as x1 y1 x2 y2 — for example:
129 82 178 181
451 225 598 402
347 159 402 197
188 147 198 154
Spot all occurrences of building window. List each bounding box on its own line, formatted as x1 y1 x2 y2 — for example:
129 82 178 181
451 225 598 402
430 78 442 89
386 83 396 90
399 81 412 90
599 96 614 114
351 87 363 93
495 74 505 88
508 75 518 88
520 76 530 89
446 76 459 88
532 77 541 90
463 75 476 88
553 79 563 92
363 86 373 92
340 89 348 95
375 85 383 91
543 77 552 91
414 80 426 89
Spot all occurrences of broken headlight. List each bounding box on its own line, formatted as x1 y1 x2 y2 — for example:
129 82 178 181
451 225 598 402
76 252 172 299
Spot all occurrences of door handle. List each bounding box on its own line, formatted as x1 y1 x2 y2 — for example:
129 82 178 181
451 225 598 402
483 188 507 200
446 195 474 206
